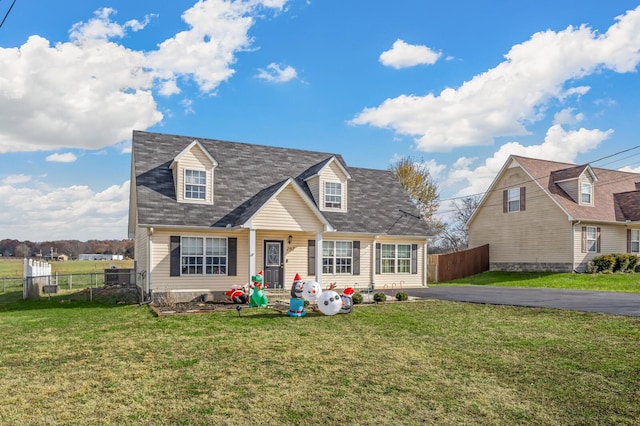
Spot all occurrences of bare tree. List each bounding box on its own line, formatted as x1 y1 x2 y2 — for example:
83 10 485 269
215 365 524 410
14 243 31 258
437 195 481 252
390 156 443 232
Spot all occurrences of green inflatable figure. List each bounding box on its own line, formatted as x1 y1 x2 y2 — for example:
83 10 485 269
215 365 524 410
249 271 268 307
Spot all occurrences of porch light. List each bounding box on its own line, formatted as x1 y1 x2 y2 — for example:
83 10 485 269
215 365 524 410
288 235 293 245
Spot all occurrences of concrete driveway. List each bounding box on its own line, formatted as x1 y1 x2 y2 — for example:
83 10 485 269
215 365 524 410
404 286 640 317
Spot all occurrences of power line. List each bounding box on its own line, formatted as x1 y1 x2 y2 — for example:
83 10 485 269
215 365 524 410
430 145 640 219
436 144 640 206
0 0 17 30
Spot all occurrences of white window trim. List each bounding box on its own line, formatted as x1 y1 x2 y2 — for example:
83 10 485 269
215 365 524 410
507 188 520 213
322 240 353 275
324 181 342 209
184 169 207 201
631 230 640 254
181 236 228 276
580 182 592 205
586 226 598 253
381 243 412 274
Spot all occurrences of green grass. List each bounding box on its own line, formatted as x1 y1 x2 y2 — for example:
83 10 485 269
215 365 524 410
0 294 639 425
0 258 134 277
444 271 640 293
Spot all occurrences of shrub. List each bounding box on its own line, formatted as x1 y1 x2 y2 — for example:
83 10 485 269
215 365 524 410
395 291 409 301
373 292 387 303
591 254 614 273
614 254 630 273
352 292 363 305
590 254 638 273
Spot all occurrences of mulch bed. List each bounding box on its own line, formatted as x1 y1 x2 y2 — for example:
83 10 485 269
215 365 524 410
149 299 292 317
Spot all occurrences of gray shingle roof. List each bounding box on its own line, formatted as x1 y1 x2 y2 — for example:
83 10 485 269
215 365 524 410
132 130 431 236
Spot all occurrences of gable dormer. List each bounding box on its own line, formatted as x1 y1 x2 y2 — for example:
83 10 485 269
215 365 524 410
553 164 597 206
303 156 352 212
169 140 218 205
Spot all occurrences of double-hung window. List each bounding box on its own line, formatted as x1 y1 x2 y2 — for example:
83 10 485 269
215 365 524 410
507 188 520 212
322 240 352 274
585 226 598 253
185 169 207 200
581 182 592 204
381 243 411 273
181 237 227 275
325 182 342 209
631 230 640 253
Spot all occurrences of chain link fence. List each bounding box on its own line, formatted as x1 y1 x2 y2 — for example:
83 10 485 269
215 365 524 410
1 270 144 303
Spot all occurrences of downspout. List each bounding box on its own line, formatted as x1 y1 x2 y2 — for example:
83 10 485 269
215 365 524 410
371 236 378 291
147 227 153 302
572 221 580 272
423 238 429 288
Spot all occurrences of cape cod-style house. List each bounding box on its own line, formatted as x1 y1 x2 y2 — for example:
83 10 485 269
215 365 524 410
467 155 640 272
128 131 432 301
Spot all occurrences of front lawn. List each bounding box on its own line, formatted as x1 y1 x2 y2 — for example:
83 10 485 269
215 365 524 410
444 271 640 293
0 294 639 425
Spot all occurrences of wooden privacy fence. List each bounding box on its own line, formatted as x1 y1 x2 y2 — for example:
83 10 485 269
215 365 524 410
427 244 489 283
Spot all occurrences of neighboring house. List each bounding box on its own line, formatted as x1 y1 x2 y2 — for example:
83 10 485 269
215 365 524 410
44 253 68 261
78 254 125 261
468 155 640 272
128 131 432 302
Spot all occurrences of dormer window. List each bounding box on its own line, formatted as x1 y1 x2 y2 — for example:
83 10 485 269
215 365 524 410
581 182 592 204
325 182 342 209
185 169 207 200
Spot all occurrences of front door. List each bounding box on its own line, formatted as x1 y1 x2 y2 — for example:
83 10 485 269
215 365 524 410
263 240 284 289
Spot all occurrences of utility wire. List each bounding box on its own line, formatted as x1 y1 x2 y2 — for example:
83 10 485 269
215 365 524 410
436 144 640 206
0 0 17 30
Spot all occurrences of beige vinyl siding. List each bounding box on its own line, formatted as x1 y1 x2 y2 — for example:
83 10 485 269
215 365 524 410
151 229 249 292
254 231 374 289
174 145 214 205
306 175 320 205
319 161 348 212
252 185 324 231
373 237 425 288
469 165 572 265
319 236 373 289
573 224 629 271
556 180 578 203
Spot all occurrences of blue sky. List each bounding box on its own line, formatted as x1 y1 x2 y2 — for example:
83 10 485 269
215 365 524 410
1 0 640 241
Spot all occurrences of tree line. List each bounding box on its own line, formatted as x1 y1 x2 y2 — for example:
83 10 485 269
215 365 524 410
0 239 134 259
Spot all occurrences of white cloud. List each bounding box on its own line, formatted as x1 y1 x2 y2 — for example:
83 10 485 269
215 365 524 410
553 108 585 125
2 174 31 185
148 0 288 93
0 31 160 154
181 98 195 115
0 1 289 154
0 181 131 241
379 39 441 69
446 124 612 198
256 62 298 82
46 152 77 163
352 6 640 152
